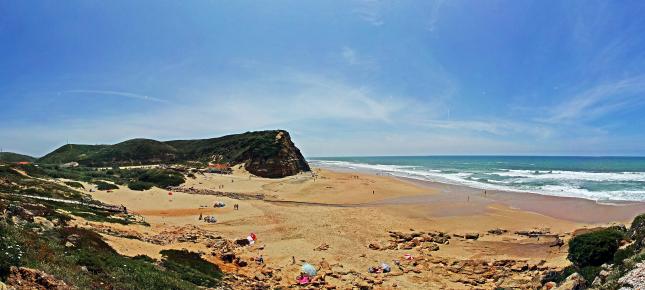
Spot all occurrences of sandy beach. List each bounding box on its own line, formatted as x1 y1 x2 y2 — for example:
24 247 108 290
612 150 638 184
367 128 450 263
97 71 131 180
81 167 645 289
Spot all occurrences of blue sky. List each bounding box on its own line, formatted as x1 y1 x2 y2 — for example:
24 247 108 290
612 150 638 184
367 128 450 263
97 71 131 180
1 1 645 157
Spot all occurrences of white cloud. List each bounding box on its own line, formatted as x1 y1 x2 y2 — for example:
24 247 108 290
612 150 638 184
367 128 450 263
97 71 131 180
426 0 446 32
544 75 645 123
341 46 378 71
341 47 358 65
62 90 169 103
353 0 385 26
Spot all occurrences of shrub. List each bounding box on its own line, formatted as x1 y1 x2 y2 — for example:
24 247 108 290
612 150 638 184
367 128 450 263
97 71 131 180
138 170 185 188
568 227 626 267
93 181 119 191
160 249 222 287
128 181 154 191
64 181 84 189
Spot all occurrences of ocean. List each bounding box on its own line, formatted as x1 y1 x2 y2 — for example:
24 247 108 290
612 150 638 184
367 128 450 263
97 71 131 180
309 156 645 202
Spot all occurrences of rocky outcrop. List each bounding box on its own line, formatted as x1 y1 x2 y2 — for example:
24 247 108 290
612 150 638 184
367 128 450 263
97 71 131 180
553 273 585 290
618 262 645 289
5 267 73 290
244 131 310 178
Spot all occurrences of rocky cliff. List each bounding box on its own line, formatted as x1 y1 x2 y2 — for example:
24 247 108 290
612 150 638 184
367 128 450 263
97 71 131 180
244 131 311 178
37 130 310 178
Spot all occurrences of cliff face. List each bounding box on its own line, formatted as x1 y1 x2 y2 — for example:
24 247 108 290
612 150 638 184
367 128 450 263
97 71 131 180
244 131 311 178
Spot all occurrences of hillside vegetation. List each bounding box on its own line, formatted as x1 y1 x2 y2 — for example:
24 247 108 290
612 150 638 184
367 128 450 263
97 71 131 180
0 152 36 163
37 130 310 178
0 163 224 289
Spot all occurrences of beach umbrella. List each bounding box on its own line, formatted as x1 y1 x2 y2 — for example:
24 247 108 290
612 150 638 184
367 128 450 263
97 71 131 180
301 263 317 277
250 233 257 241
168 192 173 196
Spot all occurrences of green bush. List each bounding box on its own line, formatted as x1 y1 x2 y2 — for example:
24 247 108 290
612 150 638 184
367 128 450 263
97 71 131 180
93 181 119 191
64 181 84 189
160 249 222 287
568 227 626 267
614 247 636 265
128 181 154 191
137 170 185 188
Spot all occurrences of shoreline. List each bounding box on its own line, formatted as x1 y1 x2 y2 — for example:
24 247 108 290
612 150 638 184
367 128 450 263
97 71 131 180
318 166 645 224
311 160 645 204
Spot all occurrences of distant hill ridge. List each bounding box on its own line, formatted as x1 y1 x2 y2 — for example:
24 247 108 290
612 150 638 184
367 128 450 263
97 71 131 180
39 130 310 178
0 152 36 163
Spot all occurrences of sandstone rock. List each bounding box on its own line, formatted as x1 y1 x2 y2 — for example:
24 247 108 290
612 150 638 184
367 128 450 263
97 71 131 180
543 281 557 289
65 241 75 248
423 243 440 251
511 262 528 272
435 236 449 244
368 243 381 250
33 216 55 231
6 267 73 290
465 233 480 240
553 273 585 290
488 228 507 235
220 252 235 263
314 243 330 251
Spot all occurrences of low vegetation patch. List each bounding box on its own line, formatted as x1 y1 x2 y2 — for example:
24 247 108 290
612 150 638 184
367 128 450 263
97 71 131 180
127 181 154 191
0 196 220 288
64 181 84 189
93 181 119 191
160 249 223 287
568 226 626 267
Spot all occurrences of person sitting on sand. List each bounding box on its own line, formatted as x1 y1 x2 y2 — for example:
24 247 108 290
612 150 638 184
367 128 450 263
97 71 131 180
296 273 310 285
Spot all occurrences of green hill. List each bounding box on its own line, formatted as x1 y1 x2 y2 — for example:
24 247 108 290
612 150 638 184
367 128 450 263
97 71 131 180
39 144 108 164
0 152 36 163
37 130 310 178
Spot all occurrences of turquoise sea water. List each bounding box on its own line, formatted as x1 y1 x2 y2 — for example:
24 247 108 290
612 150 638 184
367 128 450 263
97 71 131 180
309 156 645 202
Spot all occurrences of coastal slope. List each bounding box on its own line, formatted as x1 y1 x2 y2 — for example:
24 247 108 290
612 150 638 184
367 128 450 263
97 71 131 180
0 152 36 163
38 130 310 178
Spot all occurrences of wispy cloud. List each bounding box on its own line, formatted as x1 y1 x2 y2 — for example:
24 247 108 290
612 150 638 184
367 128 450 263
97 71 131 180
544 76 645 123
62 90 169 103
353 0 384 26
342 47 359 65
425 0 446 32
341 46 378 71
